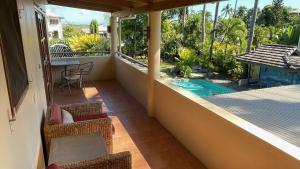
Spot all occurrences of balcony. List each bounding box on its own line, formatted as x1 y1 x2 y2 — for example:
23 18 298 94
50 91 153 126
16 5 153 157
1 0 300 169
51 53 300 169
53 80 207 169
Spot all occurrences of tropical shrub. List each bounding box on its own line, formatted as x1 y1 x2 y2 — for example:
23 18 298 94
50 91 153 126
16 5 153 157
161 20 181 60
279 25 300 45
198 54 214 70
211 42 243 79
121 13 148 57
184 12 212 51
178 47 197 64
216 18 248 53
228 63 243 79
253 26 274 46
49 38 69 46
69 34 109 52
63 25 83 39
175 47 198 78
175 62 192 78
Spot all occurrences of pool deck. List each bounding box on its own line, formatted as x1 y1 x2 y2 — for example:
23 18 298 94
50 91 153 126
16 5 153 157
206 85 300 159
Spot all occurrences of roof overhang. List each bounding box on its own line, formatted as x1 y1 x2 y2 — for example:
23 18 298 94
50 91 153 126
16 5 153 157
47 0 221 16
236 44 300 71
237 57 300 71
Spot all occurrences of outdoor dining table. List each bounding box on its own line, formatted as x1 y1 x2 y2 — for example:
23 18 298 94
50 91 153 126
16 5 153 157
51 59 80 75
51 59 80 88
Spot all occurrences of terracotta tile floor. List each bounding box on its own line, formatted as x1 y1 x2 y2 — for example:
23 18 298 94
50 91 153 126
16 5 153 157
53 80 207 169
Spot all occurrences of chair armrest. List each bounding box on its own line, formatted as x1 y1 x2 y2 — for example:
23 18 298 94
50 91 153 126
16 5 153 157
61 101 102 115
44 118 112 156
61 151 132 169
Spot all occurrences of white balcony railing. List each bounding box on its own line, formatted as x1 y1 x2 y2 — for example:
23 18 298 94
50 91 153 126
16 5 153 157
116 52 148 68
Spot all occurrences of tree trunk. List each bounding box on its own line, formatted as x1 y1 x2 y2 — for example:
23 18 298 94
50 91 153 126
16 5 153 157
233 0 238 17
209 2 220 61
247 0 259 52
201 4 206 47
298 35 300 49
245 0 259 79
182 7 187 46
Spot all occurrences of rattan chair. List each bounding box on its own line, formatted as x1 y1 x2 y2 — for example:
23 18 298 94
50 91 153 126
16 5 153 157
44 101 113 156
60 151 132 169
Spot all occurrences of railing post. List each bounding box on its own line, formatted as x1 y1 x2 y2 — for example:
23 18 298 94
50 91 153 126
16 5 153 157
110 16 118 56
147 11 161 117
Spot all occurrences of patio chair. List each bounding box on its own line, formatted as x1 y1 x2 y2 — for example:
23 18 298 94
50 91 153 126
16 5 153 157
44 101 113 157
78 62 95 87
61 65 80 95
61 62 94 95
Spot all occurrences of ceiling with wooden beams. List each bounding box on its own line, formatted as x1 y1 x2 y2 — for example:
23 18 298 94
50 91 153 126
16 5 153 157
47 0 219 13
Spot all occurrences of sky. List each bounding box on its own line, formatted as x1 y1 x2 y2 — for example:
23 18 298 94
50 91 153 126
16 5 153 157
46 5 111 25
46 0 300 25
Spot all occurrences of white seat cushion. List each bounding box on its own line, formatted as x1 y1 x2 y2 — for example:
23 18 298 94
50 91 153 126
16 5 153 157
64 75 80 81
62 109 74 124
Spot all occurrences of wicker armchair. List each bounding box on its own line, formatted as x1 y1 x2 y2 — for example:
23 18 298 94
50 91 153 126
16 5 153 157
60 151 132 169
44 101 113 156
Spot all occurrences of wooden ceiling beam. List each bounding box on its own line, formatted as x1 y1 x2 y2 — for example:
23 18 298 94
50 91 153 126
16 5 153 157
113 0 220 17
125 0 152 4
48 0 119 12
69 0 125 10
138 0 220 11
48 0 221 16
83 0 134 8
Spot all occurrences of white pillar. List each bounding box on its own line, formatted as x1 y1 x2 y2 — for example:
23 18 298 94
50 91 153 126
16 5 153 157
110 16 118 56
147 11 161 116
118 19 122 52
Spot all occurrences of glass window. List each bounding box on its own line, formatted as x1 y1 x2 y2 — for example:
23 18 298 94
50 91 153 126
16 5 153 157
50 19 59 25
0 0 29 116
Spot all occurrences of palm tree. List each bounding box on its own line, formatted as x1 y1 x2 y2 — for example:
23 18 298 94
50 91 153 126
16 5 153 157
217 18 247 56
245 0 259 78
181 7 188 45
235 6 248 19
201 4 206 47
233 0 238 17
209 2 220 61
247 0 259 52
221 4 233 18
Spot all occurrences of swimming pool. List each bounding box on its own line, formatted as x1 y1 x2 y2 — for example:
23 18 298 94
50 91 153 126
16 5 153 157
171 79 236 97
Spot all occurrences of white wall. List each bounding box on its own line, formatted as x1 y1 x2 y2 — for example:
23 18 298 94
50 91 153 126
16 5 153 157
46 17 63 39
153 80 299 169
115 57 148 108
114 60 299 168
51 56 115 83
0 0 47 168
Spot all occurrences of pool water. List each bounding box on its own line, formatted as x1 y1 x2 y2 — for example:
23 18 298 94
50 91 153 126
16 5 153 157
172 79 236 97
